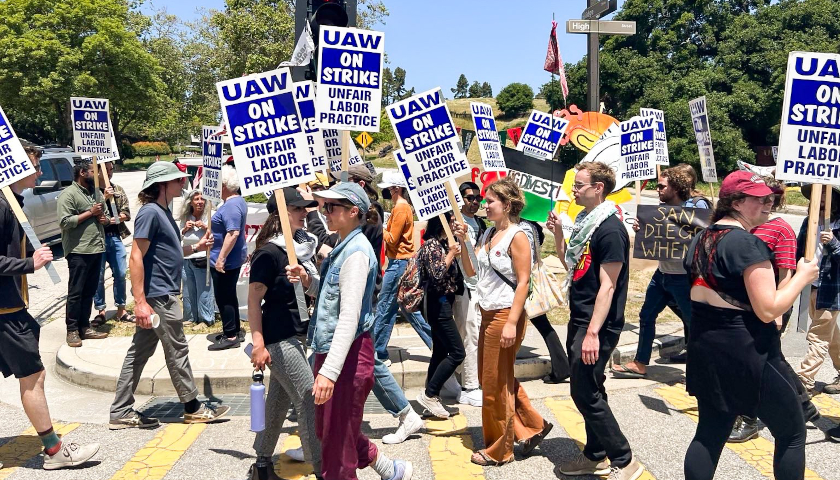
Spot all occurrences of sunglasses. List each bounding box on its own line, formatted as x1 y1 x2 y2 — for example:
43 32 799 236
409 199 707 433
322 202 350 214
464 195 483 203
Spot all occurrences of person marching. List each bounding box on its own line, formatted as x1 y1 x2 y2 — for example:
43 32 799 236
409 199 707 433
1 146 100 470
456 177 551 467
682 171 817 480
110 162 228 429
547 162 643 480
247 189 322 480
289 182 413 480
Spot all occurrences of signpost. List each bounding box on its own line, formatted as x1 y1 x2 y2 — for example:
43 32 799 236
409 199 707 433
581 0 617 20
566 20 637 35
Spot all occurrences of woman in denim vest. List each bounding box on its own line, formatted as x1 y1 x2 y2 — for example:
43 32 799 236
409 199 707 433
288 182 413 480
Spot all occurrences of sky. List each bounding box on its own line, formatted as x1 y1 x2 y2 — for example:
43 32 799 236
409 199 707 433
143 0 626 96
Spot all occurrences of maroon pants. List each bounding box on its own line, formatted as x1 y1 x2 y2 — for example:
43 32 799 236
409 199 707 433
314 332 377 480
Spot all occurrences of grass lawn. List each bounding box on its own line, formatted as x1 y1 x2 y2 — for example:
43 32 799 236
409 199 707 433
95 302 251 338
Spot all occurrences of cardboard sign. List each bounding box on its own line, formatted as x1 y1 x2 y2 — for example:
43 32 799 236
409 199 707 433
0 105 35 189
640 108 669 166
516 110 569 160
70 97 114 156
619 116 657 182
324 129 364 172
394 149 463 221
470 102 506 172
315 26 384 132
216 68 315 196
689 96 718 183
776 52 840 184
633 204 711 261
96 125 120 163
202 125 223 206
387 87 469 189
294 81 329 173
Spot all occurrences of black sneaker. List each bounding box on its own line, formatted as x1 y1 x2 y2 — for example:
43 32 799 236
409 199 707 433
827 425 840 442
206 332 224 342
208 336 241 351
109 410 160 430
728 416 760 443
669 350 688 363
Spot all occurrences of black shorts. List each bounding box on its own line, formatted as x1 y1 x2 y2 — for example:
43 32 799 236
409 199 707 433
0 309 44 379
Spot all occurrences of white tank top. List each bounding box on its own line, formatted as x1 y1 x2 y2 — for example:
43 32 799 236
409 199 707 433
476 225 530 311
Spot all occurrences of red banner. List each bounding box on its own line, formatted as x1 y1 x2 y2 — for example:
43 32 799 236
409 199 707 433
544 21 569 102
507 127 522 146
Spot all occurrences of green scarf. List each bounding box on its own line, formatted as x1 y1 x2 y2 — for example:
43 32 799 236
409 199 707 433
561 200 618 299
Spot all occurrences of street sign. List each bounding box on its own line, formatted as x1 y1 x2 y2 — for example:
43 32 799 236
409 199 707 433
581 0 617 20
567 20 636 35
356 131 373 149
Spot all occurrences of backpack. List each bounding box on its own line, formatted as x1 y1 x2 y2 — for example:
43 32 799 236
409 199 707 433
397 254 425 313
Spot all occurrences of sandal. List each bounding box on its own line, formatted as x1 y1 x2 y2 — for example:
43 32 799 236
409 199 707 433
610 364 646 379
470 450 511 467
521 421 553 456
118 313 135 323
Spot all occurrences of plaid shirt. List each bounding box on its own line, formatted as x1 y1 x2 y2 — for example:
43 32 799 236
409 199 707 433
796 216 840 310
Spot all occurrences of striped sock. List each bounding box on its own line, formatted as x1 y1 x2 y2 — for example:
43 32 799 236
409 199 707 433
38 427 61 456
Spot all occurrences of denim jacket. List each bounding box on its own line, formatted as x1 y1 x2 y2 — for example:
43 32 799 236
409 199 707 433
308 227 377 353
796 216 840 310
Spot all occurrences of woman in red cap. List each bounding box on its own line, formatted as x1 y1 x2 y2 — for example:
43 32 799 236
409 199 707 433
683 171 818 480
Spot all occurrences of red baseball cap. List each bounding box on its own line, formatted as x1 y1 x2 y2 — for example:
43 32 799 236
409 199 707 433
719 170 774 198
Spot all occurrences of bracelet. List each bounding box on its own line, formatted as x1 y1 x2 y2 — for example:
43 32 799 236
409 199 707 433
191 244 198 253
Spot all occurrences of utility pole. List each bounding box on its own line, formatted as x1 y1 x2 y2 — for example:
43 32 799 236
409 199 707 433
587 0 600 113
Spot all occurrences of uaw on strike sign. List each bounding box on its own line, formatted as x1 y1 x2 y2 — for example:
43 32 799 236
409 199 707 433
71 97 114 156
294 81 328 173
0 105 35 188
315 26 384 132
776 52 840 185
516 110 568 160
202 125 223 206
216 68 315 196
387 88 469 189
619 116 657 182
470 102 506 172
394 149 463 221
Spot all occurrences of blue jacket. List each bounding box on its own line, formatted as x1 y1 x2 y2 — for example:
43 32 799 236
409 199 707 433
797 216 840 310
308 227 377 354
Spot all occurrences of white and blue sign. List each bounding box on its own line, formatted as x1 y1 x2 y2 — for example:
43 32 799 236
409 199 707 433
216 68 315 196
315 26 384 132
0 105 35 189
640 108 669 166
689 96 718 183
516 110 569 160
619 116 657 182
776 52 840 185
323 129 364 172
470 102 506 172
394 149 463 221
70 97 114 156
294 81 328 173
387 87 469 189
96 126 120 163
202 125 223 206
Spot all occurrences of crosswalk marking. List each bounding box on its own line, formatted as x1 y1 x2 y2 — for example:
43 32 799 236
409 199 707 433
810 393 840 423
0 423 79 480
109 424 205 480
655 384 826 480
426 415 484 480
274 433 315 480
544 398 657 479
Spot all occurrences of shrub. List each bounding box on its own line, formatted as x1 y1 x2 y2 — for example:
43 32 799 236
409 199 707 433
496 83 534 117
131 141 171 157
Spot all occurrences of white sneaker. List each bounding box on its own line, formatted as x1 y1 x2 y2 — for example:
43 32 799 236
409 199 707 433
441 376 462 399
417 393 450 419
283 446 305 462
458 388 483 407
382 358 392 367
383 408 424 444
42 442 100 470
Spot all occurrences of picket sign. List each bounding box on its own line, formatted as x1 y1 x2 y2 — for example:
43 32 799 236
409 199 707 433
1 187 61 284
70 97 117 222
688 96 718 206
293 82 329 173
470 102 506 172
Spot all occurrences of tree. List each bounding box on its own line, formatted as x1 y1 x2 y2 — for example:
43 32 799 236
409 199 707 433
540 79 566 111
480 82 493 98
496 83 534 117
451 74 469 98
381 67 394 105
468 81 482 98
0 0 166 145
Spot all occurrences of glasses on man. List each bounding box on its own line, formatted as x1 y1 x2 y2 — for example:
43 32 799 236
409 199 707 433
572 182 595 190
464 195 482 203
322 202 350 214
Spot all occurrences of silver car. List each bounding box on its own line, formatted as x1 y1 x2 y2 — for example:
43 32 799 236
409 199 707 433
22 152 81 246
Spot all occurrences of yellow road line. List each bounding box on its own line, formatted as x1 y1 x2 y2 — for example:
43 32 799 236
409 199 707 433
810 393 840 423
274 433 315 480
109 423 205 480
544 398 657 479
0 423 79 480
656 384 825 480
426 415 484 480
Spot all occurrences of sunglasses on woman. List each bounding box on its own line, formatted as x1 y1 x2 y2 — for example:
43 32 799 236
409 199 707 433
322 202 351 214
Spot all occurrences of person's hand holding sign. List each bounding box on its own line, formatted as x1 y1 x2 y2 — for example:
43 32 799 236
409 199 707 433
820 231 833 245
33 245 53 270
90 203 104 217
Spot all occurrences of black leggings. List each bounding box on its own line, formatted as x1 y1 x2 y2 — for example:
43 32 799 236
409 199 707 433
211 267 241 339
685 357 806 480
424 294 465 397
530 314 571 380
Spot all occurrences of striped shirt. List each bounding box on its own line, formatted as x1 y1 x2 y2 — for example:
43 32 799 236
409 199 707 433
751 217 797 270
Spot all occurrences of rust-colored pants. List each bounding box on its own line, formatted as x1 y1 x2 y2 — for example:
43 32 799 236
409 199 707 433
478 307 545 462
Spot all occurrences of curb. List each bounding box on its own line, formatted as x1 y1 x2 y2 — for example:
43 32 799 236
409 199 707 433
611 334 685 365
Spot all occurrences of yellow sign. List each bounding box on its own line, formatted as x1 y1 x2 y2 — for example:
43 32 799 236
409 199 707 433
356 132 373 149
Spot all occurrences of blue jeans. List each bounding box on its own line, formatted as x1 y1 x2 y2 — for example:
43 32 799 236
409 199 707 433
373 258 433 360
94 234 127 311
182 258 216 325
372 357 409 417
635 270 692 365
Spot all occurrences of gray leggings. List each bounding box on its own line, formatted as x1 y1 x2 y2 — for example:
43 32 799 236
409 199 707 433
253 336 321 472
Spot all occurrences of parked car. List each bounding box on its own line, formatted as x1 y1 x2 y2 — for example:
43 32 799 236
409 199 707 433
22 152 81 246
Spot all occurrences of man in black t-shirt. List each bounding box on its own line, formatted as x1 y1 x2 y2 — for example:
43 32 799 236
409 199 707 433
547 162 642 480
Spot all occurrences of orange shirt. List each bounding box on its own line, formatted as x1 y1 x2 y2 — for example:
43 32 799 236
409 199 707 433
384 202 415 259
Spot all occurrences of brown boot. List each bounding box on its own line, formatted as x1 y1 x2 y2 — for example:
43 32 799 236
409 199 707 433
81 328 108 340
66 331 82 348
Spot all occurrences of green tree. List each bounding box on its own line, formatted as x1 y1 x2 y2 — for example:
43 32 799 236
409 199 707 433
540 79 566 112
480 82 493 98
451 74 469 98
381 67 394 105
468 81 482 98
496 83 534 117
0 0 165 145
392 67 407 100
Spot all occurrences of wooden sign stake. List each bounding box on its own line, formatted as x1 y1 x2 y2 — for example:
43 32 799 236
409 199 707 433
205 202 213 287
805 184 823 261
824 185 832 231
274 188 310 322
708 182 717 208
444 182 478 271
340 131 350 183
635 180 642 206
439 213 456 246
1 186 61 284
